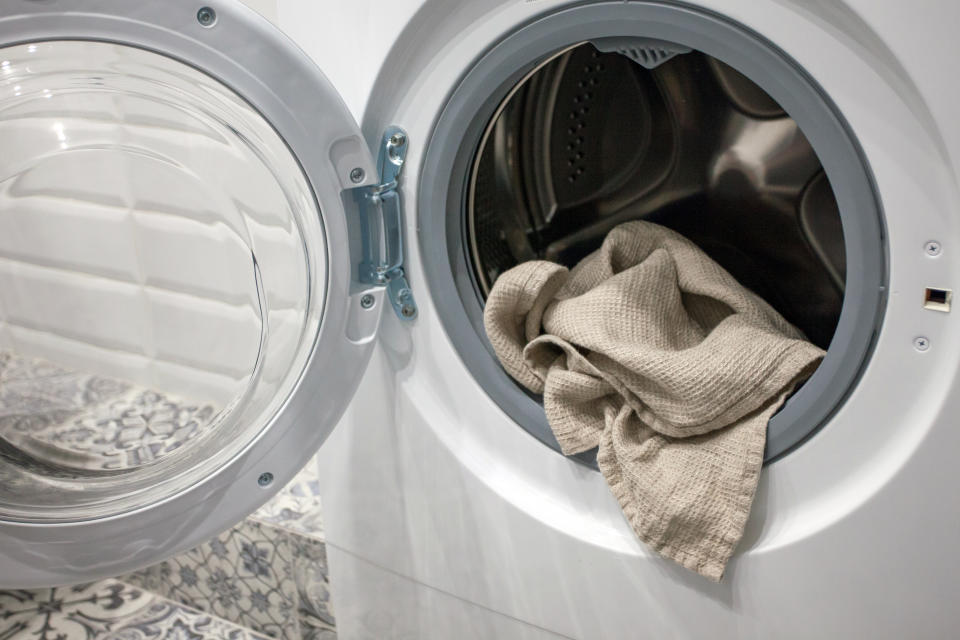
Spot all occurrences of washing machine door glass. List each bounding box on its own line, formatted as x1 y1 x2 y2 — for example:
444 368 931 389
0 1 380 586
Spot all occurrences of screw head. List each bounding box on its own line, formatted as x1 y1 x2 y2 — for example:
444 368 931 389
914 336 930 352
389 133 406 147
925 241 942 256
349 167 365 183
360 294 375 309
257 471 274 487
400 304 416 318
196 6 217 27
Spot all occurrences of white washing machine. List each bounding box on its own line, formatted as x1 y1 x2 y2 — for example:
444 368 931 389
0 0 958 638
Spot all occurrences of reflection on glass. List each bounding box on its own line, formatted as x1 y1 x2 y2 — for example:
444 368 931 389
0 41 326 521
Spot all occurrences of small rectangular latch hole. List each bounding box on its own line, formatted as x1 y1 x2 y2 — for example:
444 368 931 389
924 287 952 312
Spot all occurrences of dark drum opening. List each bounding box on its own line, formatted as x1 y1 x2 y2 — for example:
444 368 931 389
467 43 845 349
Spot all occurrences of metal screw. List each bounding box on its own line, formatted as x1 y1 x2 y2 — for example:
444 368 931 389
389 133 406 147
914 336 930 352
196 6 217 27
400 304 416 318
925 241 942 257
349 167 365 183
257 471 274 487
360 294 375 309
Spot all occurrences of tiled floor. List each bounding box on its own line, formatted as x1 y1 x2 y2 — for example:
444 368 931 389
126 459 334 640
0 350 218 475
0 580 270 640
1 460 335 640
252 463 326 541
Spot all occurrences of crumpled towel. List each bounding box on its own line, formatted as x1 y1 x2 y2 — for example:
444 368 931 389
484 220 824 580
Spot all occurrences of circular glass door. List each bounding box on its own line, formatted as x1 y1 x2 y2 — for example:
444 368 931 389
0 39 327 522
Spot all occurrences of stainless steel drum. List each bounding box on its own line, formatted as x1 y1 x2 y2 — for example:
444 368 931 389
467 43 845 349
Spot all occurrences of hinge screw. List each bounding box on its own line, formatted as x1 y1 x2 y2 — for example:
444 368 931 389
400 305 416 318
914 336 930 352
389 133 406 147
925 241 942 256
349 167 365 183
360 294 375 309
197 6 217 27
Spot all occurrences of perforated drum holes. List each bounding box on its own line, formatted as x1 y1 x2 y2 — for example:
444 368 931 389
924 287 952 312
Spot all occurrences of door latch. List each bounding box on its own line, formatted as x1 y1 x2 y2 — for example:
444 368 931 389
355 126 417 321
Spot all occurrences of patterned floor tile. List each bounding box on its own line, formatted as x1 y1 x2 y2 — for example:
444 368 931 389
125 520 305 640
123 459 335 639
0 579 268 640
0 351 336 639
290 535 335 636
106 598 271 640
299 614 338 640
0 349 218 474
252 460 324 541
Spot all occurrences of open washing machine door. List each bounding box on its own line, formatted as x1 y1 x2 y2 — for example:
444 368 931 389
0 0 404 587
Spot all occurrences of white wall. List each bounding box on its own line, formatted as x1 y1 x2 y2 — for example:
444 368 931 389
276 0 426 121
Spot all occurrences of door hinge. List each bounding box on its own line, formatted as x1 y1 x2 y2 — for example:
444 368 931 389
355 126 417 321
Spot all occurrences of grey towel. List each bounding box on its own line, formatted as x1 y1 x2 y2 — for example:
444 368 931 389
484 220 824 580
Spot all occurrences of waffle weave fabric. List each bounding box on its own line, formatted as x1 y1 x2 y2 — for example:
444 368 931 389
484 220 824 580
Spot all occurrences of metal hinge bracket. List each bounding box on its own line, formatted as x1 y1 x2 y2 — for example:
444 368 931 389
355 126 417 321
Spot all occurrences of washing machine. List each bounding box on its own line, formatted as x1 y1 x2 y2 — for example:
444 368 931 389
0 0 958 638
